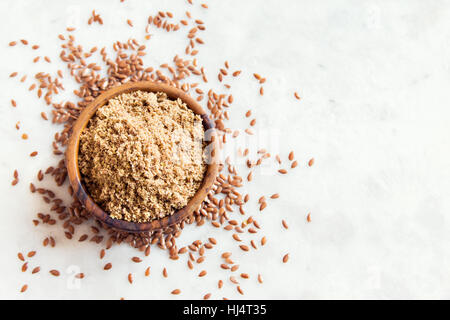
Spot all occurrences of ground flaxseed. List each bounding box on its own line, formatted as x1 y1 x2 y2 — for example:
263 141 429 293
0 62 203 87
78 90 206 223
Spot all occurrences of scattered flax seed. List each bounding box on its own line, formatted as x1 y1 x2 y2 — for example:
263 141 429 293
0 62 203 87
260 87 264 95
307 212 312 222
22 262 28 272
127 19 133 27
288 151 294 161
237 286 244 295
30 151 38 157
261 237 267 246
212 221 220 228
32 267 40 274
258 274 263 283
222 252 232 259
231 265 239 272
20 285 28 293
282 220 288 229
128 273 133 284
276 154 282 164
291 161 298 169
233 234 242 242
41 112 48 120
145 267 151 277
9 72 18 78
294 92 301 100
283 254 289 263
18 252 25 261
259 202 267 211
171 289 181 295
104 263 112 270
270 193 279 199
12 170 19 186
198 270 207 277
250 119 256 126
22 133 28 140
233 70 241 77
308 158 315 167
99 249 105 259
201 3 208 8
49 270 60 276
21 39 28 45
9 41 17 46
75 273 84 279
203 293 211 300
27 251 36 258
11 99 17 107
32 45 39 50
163 267 168 278
278 169 287 174
132 257 142 263
239 245 249 252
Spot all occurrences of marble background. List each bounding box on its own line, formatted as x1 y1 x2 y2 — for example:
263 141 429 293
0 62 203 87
1 0 450 299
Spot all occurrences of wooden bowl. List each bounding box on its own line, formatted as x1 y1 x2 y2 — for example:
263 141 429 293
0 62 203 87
65 81 219 233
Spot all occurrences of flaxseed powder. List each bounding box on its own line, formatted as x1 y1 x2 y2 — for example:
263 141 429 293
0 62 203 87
78 90 206 223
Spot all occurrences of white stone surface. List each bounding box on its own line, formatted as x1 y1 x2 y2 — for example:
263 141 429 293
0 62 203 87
1 0 450 299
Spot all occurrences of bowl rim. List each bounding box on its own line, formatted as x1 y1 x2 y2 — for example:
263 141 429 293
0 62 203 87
65 81 219 233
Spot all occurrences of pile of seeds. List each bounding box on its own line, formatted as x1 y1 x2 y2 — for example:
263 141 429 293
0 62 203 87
10 1 313 298
78 90 206 223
